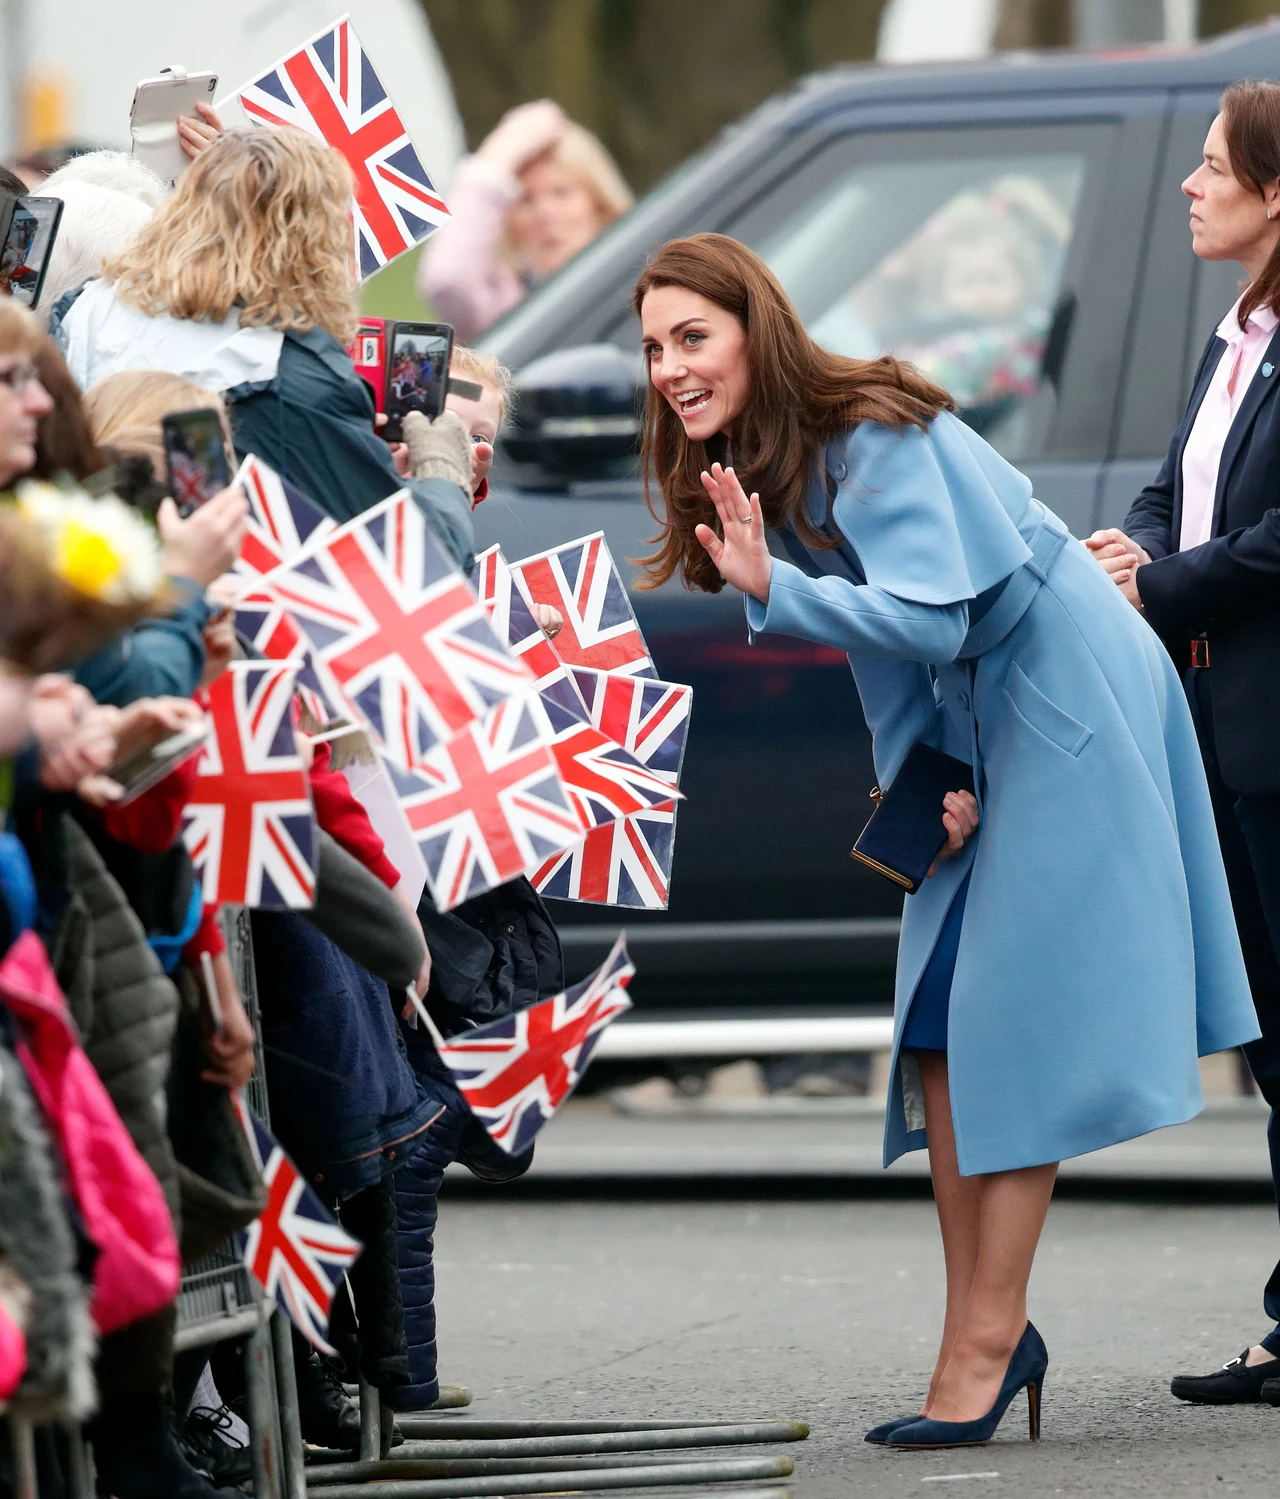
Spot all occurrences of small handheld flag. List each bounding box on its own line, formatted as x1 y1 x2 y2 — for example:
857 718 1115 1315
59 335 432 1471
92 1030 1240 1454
182 661 316 909
234 14 450 279
429 935 635 1153
232 1097 361 1353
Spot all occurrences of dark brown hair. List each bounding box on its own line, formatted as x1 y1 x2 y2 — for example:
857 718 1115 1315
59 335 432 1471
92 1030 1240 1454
1220 80 1280 329
632 233 954 592
30 339 116 482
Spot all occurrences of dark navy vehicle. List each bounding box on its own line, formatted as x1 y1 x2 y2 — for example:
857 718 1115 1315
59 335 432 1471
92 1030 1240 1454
473 24 1276 1021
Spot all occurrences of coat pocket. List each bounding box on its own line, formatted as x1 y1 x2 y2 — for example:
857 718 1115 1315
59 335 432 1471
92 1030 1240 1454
1003 661 1093 757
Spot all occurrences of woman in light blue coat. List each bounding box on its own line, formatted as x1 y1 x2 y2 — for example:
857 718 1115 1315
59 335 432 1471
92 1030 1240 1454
634 235 1259 1450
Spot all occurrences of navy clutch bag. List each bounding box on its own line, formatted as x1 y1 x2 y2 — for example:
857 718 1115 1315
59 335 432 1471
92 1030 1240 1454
850 743 976 894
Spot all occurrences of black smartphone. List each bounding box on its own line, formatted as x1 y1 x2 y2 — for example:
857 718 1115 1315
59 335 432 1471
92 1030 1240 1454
162 408 231 517
0 195 63 309
383 321 454 442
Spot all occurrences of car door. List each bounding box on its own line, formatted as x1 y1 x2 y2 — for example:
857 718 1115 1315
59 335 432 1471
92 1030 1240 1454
476 94 1163 1005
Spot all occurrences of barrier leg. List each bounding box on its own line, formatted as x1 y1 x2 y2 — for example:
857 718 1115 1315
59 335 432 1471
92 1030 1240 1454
309 1449 788 1484
304 1452 795 1499
62 1422 93 1499
271 1312 307 1499
396 1417 777 1439
246 1313 284 1499
337 1421 809 1463
9 1418 36 1499
357 1375 381 1463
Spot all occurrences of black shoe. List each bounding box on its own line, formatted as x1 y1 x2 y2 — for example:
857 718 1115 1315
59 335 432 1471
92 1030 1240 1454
1261 1377 1280 1406
180 1404 254 1489
91 1395 241 1499
294 1348 363 1450
1171 1349 1280 1404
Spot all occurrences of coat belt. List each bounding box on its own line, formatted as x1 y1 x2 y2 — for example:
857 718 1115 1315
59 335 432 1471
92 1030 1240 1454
954 503 1068 660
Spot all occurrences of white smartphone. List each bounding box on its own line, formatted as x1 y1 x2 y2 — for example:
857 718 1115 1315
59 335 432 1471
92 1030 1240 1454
129 67 218 186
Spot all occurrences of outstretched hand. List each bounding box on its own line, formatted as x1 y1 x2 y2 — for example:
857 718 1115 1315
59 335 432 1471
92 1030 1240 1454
694 464 771 603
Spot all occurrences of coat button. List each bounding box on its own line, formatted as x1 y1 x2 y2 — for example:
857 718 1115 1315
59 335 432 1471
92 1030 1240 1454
314 1172 324 1183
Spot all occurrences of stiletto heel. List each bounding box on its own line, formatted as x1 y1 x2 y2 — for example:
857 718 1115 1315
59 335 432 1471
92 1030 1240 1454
885 1323 1048 1450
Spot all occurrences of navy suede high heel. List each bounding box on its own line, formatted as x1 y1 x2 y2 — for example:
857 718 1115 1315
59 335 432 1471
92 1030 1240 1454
864 1416 920 1445
885 1323 1047 1449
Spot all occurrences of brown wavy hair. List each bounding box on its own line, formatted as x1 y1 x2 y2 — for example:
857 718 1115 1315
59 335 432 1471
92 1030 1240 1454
633 234 954 592
1220 80 1280 330
103 128 359 345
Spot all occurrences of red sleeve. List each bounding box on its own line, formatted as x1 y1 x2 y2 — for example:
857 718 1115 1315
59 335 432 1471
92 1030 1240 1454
98 756 200 854
307 742 400 889
182 904 226 966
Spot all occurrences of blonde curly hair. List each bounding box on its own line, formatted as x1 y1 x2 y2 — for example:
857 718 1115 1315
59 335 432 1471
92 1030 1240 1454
103 128 359 345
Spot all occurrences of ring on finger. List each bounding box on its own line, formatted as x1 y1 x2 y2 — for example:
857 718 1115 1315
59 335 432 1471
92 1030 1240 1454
738 512 752 523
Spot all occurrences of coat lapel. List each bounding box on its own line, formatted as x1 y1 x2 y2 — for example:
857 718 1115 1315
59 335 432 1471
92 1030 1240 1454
1212 322 1280 536
1171 337 1224 545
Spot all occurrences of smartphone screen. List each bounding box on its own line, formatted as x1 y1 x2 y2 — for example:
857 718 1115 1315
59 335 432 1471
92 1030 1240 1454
162 408 231 517
0 196 63 308
383 322 453 442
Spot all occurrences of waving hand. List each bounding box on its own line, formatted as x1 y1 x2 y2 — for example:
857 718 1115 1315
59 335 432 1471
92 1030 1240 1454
694 465 772 603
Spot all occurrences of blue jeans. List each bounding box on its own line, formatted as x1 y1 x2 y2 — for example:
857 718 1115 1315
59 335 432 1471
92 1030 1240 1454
1186 669 1280 1353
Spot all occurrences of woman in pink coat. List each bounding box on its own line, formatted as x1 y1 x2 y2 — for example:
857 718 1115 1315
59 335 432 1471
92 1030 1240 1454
418 101 633 340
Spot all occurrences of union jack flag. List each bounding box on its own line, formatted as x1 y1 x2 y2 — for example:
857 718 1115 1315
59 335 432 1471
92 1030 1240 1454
535 805 678 910
510 533 655 678
472 544 580 697
533 670 692 910
233 1097 361 1354
261 491 531 771
539 696 679 832
388 693 585 910
235 14 450 278
232 456 338 723
182 661 317 909
233 454 334 583
433 935 634 1153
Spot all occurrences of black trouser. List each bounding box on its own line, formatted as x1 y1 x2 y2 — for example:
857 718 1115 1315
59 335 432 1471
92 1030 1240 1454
1186 668 1280 1352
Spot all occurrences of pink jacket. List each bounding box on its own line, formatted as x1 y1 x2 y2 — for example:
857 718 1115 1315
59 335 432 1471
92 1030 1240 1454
417 156 528 341
1 932 181 1335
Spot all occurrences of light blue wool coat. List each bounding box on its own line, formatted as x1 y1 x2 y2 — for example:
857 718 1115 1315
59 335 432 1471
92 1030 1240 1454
745 412 1260 1176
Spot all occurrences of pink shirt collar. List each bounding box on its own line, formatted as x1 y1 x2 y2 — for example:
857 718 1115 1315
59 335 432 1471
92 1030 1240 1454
1215 293 1280 348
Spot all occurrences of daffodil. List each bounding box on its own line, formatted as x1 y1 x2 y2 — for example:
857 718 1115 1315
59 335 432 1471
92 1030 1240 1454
12 480 163 604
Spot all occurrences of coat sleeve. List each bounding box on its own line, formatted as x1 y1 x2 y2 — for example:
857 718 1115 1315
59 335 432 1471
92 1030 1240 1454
74 577 209 707
745 562 969 663
1136 507 1280 635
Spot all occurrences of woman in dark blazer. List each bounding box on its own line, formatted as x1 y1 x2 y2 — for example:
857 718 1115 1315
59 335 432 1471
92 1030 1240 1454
1087 79 1280 1406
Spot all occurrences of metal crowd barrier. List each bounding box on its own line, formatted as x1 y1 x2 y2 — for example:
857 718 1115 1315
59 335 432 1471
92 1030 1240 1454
172 909 809 1499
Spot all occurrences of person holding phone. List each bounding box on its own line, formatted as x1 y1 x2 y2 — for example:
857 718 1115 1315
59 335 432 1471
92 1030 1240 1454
52 127 475 570
634 234 1259 1448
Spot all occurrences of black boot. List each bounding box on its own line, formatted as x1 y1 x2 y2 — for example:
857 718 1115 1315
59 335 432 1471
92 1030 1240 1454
179 1404 254 1490
90 1394 240 1499
293 1345 363 1450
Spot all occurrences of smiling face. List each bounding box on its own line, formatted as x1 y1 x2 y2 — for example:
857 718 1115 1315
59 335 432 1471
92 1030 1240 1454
640 285 750 443
1183 112 1280 270
445 382 504 496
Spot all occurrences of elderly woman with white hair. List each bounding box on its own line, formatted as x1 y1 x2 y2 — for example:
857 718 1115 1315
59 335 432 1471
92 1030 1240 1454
37 180 155 328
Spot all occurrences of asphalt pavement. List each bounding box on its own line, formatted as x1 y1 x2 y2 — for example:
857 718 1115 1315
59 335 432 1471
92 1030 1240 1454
431 1191 1280 1498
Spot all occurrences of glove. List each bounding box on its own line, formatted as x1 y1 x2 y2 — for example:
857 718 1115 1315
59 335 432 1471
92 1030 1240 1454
402 409 472 491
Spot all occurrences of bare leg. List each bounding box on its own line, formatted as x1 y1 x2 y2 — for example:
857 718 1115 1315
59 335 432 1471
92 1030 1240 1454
918 1052 981 1413
924 1156 1059 1423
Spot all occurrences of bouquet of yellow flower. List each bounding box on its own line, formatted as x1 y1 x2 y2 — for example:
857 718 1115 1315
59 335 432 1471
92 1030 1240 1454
0 480 168 673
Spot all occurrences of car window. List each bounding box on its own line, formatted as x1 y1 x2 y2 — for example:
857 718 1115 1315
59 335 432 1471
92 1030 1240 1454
752 153 1086 461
